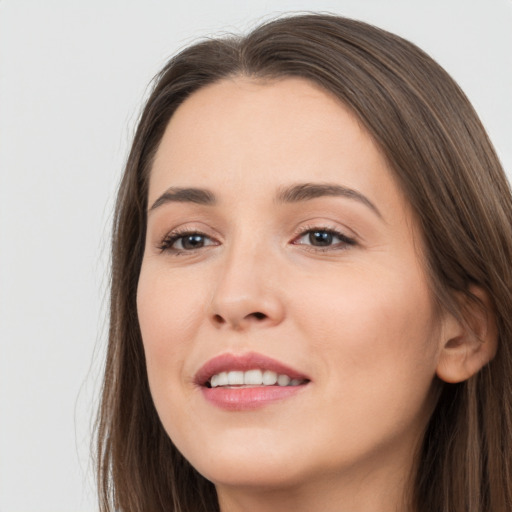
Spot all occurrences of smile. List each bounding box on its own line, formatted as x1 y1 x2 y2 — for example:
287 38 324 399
208 369 306 388
196 352 310 410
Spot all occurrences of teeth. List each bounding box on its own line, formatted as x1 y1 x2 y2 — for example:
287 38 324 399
227 371 244 386
277 374 291 386
209 369 304 388
217 371 228 386
244 369 263 385
262 370 278 385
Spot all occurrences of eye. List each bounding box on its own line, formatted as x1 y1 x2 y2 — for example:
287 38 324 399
158 231 218 253
292 228 356 250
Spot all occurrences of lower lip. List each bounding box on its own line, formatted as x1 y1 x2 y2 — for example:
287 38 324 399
201 385 307 411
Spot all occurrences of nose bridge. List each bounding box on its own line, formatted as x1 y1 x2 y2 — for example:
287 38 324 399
210 227 284 329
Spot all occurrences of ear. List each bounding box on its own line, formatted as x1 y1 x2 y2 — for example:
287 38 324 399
436 286 498 384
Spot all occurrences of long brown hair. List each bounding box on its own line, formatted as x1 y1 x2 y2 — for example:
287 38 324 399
96 13 512 512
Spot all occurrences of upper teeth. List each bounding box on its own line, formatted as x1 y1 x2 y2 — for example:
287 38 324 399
209 369 303 388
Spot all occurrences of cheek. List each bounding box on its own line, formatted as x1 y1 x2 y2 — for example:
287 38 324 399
298 260 440 403
136 263 207 387
288 267 441 467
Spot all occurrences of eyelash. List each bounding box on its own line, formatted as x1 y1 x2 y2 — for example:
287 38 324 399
157 226 357 255
291 226 357 252
157 228 218 254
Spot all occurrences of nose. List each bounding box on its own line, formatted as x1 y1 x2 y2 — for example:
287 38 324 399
209 243 285 331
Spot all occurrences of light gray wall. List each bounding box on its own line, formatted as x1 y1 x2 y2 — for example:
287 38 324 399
0 1 510 511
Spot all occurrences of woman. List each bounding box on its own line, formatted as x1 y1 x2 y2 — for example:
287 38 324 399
96 13 512 512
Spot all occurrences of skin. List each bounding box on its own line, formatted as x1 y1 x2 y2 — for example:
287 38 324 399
137 77 493 512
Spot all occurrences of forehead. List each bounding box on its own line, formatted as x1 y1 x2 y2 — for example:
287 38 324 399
149 76 405 216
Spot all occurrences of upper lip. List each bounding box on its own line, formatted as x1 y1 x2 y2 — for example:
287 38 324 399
194 351 310 386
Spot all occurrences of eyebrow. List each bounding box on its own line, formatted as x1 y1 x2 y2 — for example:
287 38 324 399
149 182 382 219
276 182 382 219
149 187 216 212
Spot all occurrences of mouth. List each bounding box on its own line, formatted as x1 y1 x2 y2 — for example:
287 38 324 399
195 352 310 410
206 369 308 388
196 351 310 387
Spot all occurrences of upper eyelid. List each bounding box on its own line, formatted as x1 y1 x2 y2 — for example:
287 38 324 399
159 224 352 239
292 227 357 246
295 227 351 238
154 219 360 249
292 222 358 240
158 223 356 238
158 229 217 249
157 228 356 254
156 223 221 242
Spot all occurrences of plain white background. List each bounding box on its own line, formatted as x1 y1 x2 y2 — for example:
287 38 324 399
0 1 511 510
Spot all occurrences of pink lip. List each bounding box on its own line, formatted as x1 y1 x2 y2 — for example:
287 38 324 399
195 352 309 385
195 352 310 411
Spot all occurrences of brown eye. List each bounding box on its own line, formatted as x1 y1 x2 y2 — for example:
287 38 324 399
293 229 356 250
309 231 334 246
179 234 207 250
159 231 217 253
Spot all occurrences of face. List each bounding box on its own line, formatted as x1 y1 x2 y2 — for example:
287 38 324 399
137 77 448 495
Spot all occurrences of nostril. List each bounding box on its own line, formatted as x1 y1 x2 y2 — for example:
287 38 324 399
211 310 272 329
213 314 225 324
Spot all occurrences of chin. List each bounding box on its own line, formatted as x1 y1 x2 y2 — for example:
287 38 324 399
174 430 312 489
196 455 308 490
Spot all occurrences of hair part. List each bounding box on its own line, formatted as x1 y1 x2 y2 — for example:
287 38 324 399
96 13 512 512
